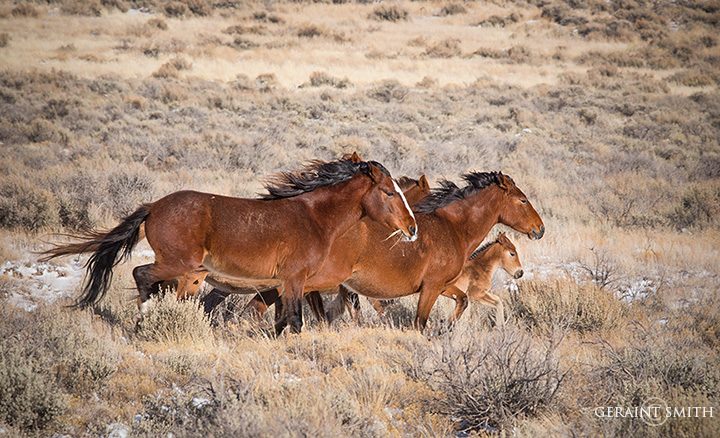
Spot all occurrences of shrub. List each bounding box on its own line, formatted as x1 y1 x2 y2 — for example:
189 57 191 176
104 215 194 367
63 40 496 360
667 185 720 229
11 3 39 17
439 3 466 16
136 293 213 343
296 23 325 38
424 38 462 58
369 5 408 22
0 32 8 48
428 326 565 432
307 71 350 89
367 80 408 103
508 280 627 334
106 167 155 218
0 177 59 231
61 0 102 16
147 17 168 30
0 345 66 431
152 57 192 79
667 68 719 87
164 1 188 17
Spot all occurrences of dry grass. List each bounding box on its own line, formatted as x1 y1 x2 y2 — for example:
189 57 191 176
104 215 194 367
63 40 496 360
1 0 718 435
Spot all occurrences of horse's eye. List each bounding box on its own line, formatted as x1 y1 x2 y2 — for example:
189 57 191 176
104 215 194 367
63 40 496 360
385 191 395 197
520 199 528 204
510 252 516 257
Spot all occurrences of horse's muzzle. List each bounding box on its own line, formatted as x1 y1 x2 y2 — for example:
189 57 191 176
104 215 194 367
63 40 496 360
530 225 545 240
514 270 524 279
402 225 418 242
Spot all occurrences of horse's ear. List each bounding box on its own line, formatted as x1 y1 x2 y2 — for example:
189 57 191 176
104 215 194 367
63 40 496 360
343 151 362 163
497 173 512 191
418 175 430 191
367 163 383 183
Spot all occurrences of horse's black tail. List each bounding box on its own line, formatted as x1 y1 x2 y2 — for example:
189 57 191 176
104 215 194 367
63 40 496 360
41 205 151 308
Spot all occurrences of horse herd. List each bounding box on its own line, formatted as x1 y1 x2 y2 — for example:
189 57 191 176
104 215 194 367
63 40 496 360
43 152 545 334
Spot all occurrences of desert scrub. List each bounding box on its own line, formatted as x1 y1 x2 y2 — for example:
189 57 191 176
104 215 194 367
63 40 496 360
0 305 119 431
0 344 66 431
438 3 466 16
427 326 565 432
667 184 720 230
424 38 462 58
369 5 408 22
305 71 350 89
508 280 627 334
367 79 408 103
0 176 59 231
136 293 213 343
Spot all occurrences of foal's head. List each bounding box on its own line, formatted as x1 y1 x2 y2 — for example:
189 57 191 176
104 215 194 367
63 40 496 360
360 161 418 241
493 173 545 240
495 233 524 279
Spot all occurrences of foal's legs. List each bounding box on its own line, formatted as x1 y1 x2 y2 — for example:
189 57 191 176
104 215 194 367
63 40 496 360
478 292 505 326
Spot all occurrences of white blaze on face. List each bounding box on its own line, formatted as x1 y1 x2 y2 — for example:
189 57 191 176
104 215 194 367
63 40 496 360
393 179 417 240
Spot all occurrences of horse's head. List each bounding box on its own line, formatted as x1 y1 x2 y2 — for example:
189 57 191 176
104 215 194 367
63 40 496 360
359 160 418 242
495 173 544 240
396 174 431 205
495 233 524 279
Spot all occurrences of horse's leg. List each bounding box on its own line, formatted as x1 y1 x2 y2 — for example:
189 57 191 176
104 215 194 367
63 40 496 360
248 288 280 319
442 286 469 323
200 288 230 315
414 286 444 332
304 292 327 323
340 285 363 323
133 263 163 315
275 277 305 335
480 292 505 327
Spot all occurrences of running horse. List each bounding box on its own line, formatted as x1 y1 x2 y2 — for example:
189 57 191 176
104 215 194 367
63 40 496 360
340 172 543 330
41 155 418 334
201 174 432 320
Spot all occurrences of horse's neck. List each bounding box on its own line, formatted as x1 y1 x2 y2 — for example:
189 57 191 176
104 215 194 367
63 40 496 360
305 176 368 240
470 246 501 287
438 188 501 258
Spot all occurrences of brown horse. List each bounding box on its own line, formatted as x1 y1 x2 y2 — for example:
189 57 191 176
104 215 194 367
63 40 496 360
200 175 432 321
335 172 542 330
332 232 523 325
41 156 418 334
207 172 543 332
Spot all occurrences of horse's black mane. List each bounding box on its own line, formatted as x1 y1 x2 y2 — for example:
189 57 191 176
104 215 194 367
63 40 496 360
261 158 390 200
414 171 507 213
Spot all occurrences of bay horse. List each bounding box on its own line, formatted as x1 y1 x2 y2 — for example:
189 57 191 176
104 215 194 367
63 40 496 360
199 175 432 321
41 155 418 334
334 172 542 331
207 172 543 332
330 232 524 326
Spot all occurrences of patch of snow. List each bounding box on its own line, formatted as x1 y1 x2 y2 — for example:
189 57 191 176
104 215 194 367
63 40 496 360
2 258 85 310
191 397 211 409
106 422 129 438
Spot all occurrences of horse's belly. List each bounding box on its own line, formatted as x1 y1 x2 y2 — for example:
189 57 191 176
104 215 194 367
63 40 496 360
344 272 419 299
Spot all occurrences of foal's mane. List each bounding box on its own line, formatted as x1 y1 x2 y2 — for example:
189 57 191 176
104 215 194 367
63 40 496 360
414 171 508 213
469 239 497 260
261 158 390 200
